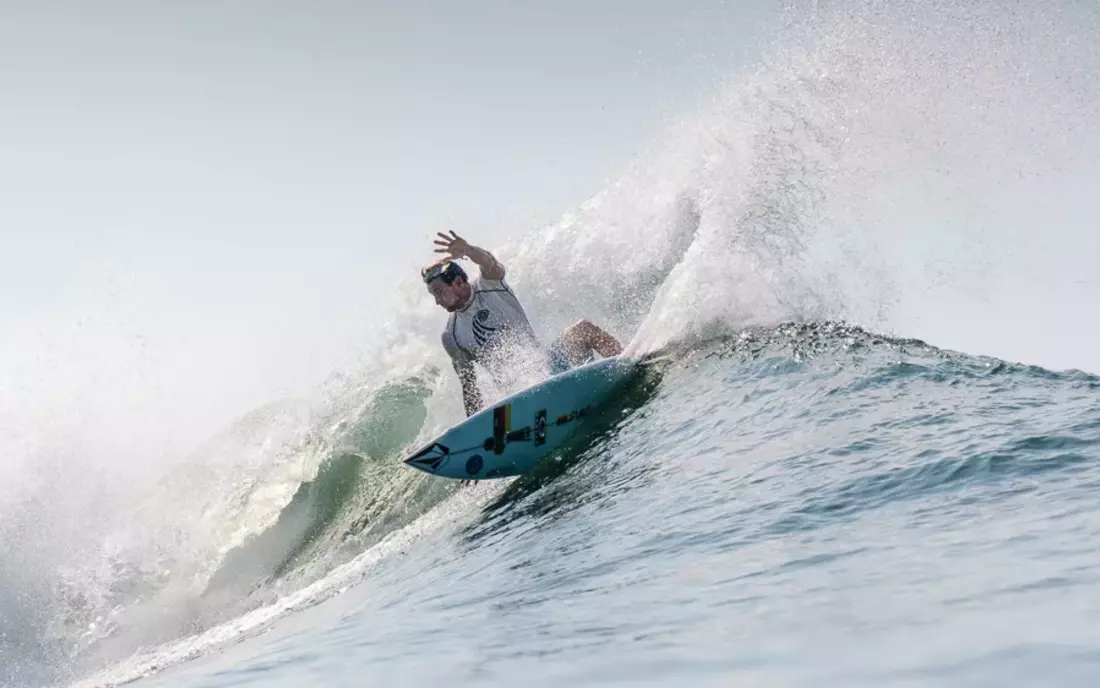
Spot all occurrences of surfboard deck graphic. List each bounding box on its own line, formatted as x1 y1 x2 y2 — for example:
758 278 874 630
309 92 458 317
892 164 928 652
404 356 637 480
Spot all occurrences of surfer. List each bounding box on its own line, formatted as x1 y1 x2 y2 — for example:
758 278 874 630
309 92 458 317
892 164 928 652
423 231 623 417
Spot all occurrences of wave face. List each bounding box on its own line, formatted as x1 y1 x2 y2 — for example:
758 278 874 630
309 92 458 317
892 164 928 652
4 0 1100 685
74 323 1100 687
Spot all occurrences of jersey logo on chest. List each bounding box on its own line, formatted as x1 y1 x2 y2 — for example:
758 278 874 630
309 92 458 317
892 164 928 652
471 308 497 345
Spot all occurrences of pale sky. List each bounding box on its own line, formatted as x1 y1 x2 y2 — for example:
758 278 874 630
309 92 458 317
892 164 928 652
0 2 778 459
7 1 1097 474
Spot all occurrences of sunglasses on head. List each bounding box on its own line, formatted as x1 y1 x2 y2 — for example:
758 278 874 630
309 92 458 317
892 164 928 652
421 261 461 284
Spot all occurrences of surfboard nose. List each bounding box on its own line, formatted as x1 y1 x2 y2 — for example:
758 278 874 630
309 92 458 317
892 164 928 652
404 442 450 474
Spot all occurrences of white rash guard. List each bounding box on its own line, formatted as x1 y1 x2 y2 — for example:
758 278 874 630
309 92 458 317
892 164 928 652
440 275 550 391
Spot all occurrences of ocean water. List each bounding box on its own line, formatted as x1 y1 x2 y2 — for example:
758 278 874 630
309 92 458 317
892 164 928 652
76 325 1100 687
5 0 1100 686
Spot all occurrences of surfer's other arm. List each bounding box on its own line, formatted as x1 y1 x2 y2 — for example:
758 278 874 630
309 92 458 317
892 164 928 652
441 331 483 416
454 359 483 417
433 231 505 280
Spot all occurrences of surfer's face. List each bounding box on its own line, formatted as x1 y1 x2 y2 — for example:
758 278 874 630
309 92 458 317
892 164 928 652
427 277 470 312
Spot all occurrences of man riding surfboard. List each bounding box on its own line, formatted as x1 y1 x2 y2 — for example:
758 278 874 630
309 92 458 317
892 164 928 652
423 231 623 417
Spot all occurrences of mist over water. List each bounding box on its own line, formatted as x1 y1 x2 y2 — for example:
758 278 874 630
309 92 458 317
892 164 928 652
3 1 1100 685
625 0 1100 364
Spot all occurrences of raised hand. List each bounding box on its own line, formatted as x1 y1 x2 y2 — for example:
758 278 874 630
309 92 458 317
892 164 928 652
433 231 471 262
432 231 506 280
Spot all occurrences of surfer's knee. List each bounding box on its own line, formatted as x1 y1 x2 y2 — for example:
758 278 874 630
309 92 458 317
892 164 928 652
557 320 589 358
562 318 593 340
565 319 622 357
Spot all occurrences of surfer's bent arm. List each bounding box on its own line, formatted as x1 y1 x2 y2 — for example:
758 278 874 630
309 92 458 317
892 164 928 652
463 244 505 281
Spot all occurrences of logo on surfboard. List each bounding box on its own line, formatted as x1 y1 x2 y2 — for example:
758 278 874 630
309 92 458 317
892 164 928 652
406 442 450 472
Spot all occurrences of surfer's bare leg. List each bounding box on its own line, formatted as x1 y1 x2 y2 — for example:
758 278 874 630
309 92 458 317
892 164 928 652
559 319 623 363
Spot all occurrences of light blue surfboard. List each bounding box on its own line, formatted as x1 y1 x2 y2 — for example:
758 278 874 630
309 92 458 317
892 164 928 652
403 355 638 480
